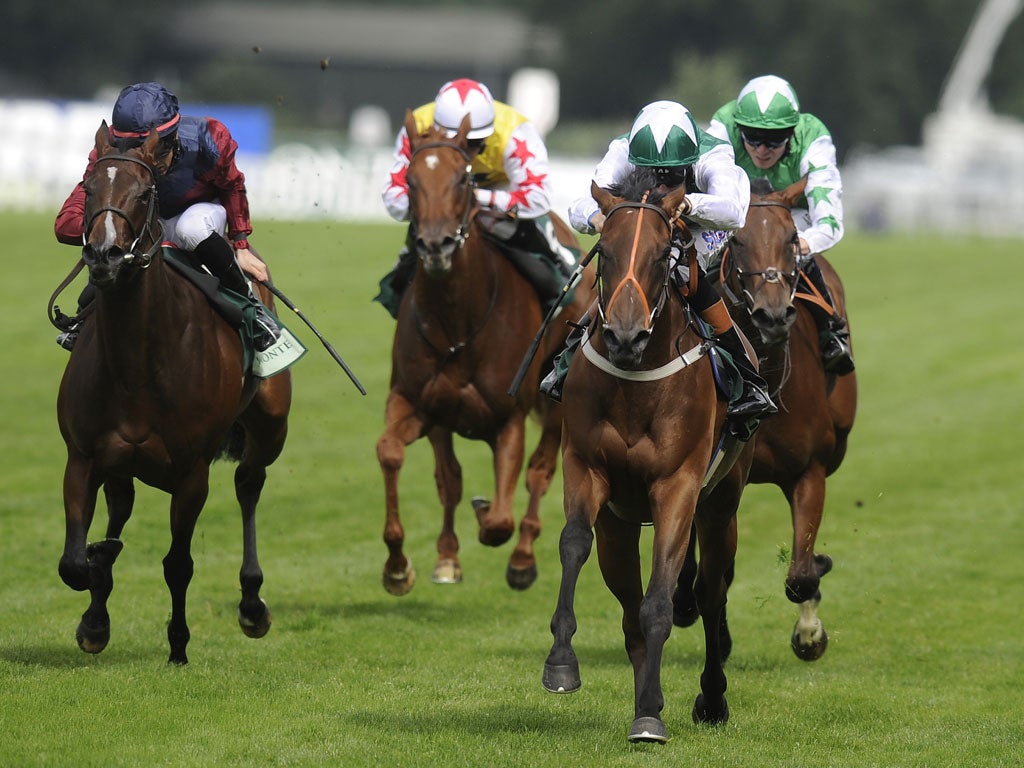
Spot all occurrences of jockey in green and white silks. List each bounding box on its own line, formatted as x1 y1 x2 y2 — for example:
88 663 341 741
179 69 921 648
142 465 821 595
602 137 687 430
708 74 843 255
708 75 854 374
550 101 777 439
568 101 748 268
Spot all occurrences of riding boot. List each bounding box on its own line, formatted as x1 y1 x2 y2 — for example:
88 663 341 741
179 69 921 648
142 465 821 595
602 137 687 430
539 305 594 402
193 233 281 352
374 232 418 319
55 282 97 351
801 257 855 375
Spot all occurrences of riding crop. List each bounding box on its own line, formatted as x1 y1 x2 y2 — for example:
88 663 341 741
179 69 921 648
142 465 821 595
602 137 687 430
507 241 599 398
259 280 367 395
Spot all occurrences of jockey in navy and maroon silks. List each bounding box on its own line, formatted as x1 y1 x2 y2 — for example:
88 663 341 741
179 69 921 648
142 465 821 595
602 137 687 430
53 81 281 352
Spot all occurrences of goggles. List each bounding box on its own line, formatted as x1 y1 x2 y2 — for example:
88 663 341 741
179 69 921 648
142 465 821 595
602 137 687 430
740 130 789 150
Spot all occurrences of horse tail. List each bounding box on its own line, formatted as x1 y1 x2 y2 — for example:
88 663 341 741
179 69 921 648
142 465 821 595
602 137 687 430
216 421 246 463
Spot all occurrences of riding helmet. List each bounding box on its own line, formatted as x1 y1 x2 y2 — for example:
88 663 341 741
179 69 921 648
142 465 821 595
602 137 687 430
111 82 181 140
627 101 702 168
433 79 495 139
733 75 801 130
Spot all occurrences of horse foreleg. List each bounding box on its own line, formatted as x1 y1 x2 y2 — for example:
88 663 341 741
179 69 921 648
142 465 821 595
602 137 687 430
75 477 133 654
691 475 742 726
427 427 463 585
377 393 425 595
783 464 833 661
163 469 209 665
476 416 524 547
543 454 605 695
59 453 100 592
507 411 561 590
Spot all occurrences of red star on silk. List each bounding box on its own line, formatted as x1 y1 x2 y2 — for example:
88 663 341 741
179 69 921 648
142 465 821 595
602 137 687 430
521 169 547 189
509 138 534 166
399 133 411 157
440 79 488 104
509 188 532 209
390 167 407 189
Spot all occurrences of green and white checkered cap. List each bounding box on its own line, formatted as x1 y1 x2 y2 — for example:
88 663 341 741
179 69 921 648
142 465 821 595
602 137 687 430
627 101 701 167
734 75 801 130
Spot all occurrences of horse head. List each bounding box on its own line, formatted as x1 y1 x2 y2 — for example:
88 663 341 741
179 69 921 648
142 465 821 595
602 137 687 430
404 110 476 278
592 174 687 369
80 121 165 288
725 177 807 345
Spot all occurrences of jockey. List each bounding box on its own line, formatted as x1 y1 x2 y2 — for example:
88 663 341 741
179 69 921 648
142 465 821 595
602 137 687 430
376 78 578 317
54 81 281 352
545 100 777 437
708 75 854 375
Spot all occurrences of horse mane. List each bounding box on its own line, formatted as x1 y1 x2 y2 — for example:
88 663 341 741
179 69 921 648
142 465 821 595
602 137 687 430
750 177 776 197
609 167 668 204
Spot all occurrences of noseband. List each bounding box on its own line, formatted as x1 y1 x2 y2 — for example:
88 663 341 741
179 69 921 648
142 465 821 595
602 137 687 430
84 153 164 267
596 197 677 330
409 141 476 249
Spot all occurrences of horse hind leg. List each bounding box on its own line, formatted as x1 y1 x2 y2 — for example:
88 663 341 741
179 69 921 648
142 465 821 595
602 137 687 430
506 411 561 590
234 459 272 639
76 478 133 654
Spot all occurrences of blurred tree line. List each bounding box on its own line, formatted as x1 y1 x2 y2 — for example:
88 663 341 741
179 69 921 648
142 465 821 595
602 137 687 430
4 0 1023 159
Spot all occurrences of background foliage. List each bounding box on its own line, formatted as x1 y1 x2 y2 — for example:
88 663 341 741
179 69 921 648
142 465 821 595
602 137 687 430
3 1 1023 157
1 212 1021 766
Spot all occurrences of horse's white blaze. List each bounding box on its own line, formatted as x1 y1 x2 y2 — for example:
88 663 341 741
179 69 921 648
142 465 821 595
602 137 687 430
106 166 117 183
100 212 117 251
424 154 439 170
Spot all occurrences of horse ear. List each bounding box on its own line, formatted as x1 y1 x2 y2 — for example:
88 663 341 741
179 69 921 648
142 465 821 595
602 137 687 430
454 114 471 145
591 180 618 214
403 109 420 149
663 185 688 218
141 127 161 158
95 121 113 155
780 176 809 208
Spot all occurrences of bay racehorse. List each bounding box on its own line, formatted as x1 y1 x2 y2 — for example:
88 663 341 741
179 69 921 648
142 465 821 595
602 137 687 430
376 112 594 593
677 176 857 660
56 123 291 664
542 174 753 743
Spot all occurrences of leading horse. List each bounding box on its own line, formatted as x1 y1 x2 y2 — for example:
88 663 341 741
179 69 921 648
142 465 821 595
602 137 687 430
677 177 857 660
376 113 594 593
56 123 291 664
542 174 753 743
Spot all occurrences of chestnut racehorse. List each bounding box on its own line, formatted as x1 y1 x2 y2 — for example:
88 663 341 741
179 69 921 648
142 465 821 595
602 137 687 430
376 112 594 593
56 123 291 664
677 177 857 660
542 173 753 743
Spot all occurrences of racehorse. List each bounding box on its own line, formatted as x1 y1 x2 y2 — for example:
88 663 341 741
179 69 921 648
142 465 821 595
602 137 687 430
542 173 753 743
376 112 594 593
56 123 291 664
677 176 857 660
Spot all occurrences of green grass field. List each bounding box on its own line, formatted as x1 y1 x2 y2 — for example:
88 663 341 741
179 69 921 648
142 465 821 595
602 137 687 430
1 212 1021 767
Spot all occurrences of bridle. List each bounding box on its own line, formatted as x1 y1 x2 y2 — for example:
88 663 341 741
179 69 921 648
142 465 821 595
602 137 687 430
409 141 476 250
83 153 164 268
595 195 679 331
722 199 799 309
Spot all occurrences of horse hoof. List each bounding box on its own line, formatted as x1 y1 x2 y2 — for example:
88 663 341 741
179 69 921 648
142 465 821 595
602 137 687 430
506 563 537 591
238 599 273 639
59 557 90 592
382 562 416 596
431 558 462 584
76 620 110 654
542 662 581 693
628 716 668 743
692 693 730 725
672 600 699 628
791 625 828 661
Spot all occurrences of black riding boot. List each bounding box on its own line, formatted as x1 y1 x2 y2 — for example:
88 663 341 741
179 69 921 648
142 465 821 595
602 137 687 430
539 310 591 402
373 244 417 319
801 257 854 375
194 233 280 352
714 325 778 431
55 282 98 351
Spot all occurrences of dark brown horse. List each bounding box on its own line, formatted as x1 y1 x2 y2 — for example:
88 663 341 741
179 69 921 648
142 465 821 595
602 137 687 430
677 177 857 660
376 113 594 593
56 123 291 664
542 175 753 743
